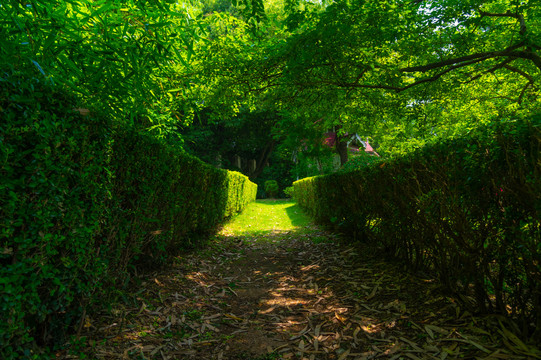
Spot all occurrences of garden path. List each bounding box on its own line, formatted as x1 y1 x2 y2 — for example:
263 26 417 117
74 200 532 360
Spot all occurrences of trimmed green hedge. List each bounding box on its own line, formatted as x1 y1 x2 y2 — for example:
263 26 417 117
0 71 256 358
104 129 257 272
1 74 113 358
294 118 541 339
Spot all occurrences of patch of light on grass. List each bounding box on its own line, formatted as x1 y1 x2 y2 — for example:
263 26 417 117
220 200 312 236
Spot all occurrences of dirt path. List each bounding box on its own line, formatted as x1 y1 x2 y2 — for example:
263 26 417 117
73 228 535 359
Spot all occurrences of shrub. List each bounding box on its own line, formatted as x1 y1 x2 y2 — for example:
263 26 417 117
294 117 541 338
104 129 256 271
0 70 257 358
255 156 295 199
264 180 279 198
225 171 258 216
339 152 380 172
0 70 113 357
283 186 295 198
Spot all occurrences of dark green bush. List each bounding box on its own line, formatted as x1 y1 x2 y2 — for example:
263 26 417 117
294 117 541 339
283 186 295 198
0 71 257 358
0 71 113 357
339 151 380 172
255 154 295 199
264 180 279 198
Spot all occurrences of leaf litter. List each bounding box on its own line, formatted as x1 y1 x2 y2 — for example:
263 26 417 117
66 227 539 360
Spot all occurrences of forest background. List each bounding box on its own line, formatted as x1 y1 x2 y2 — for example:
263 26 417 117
3 0 539 195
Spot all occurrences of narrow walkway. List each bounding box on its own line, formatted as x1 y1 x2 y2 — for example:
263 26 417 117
74 200 532 360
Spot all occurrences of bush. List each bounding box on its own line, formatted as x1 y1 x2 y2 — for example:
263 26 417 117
0 70 256 358
225 171 258 216
264 180 279 198
0 71 113 358
104 129 256 271
294 117 541 338
254 154 295 199
339 152 380 172
283 186 295 198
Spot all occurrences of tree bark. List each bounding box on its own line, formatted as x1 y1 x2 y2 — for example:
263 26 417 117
335 136 348 166
251 140 275 179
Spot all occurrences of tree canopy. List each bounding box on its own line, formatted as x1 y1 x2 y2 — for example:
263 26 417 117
181 0 538 165
2 0 539 165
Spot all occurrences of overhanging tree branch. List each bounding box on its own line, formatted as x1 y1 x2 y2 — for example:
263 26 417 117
463 58 515 84
503 64 535 83
479 10 526 35
503 64 537 104
400 43 526 73
506 51 541 71
207 4 540 105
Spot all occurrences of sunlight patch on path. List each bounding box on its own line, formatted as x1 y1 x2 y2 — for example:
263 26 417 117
220 199 313 236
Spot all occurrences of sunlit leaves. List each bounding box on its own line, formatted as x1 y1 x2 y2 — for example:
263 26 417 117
0 0 203 126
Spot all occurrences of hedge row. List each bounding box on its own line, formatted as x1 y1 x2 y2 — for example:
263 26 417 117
0 72 256 358
294 118 541 339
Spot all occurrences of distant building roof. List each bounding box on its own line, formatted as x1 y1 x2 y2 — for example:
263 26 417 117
323 132 379 156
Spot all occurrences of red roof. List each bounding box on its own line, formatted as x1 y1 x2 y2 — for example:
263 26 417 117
365 142 374 152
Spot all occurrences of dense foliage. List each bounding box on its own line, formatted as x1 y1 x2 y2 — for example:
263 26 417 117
264 180 279 198
0 71 256 358
294 117 541 340
0 0 205 129
2 0 540 355
198 0 540 165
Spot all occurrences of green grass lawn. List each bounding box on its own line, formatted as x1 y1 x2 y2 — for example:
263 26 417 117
220 199 313 236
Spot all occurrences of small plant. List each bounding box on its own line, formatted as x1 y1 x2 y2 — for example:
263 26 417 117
264 180 279 198
184 309 203 320
283 186 295 198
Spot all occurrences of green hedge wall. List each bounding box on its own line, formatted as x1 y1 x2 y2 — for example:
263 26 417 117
294 118 541 339
104 129 256 272
0 71 256 358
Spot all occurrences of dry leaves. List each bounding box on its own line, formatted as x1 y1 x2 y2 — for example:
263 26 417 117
65 230 538 360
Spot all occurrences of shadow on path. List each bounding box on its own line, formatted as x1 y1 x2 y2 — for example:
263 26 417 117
283 203 311 228
72 227 524 360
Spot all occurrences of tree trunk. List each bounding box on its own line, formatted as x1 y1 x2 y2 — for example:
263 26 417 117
335 137 348 166
251 140 275 179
